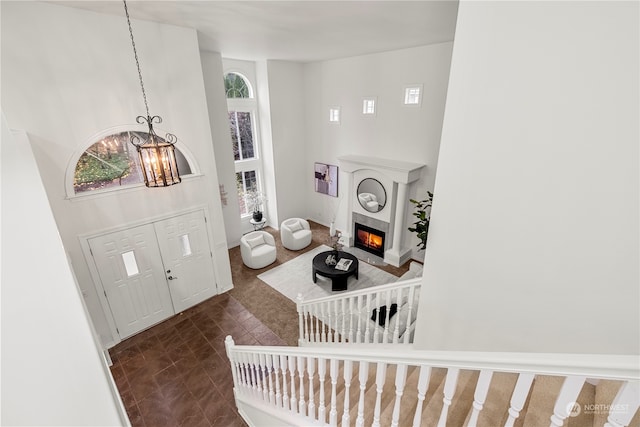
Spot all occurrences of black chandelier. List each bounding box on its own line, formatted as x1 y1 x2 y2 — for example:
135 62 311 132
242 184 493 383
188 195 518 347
123 0 181 187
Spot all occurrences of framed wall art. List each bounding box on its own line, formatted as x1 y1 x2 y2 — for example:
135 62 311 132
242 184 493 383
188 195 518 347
314 162 338 197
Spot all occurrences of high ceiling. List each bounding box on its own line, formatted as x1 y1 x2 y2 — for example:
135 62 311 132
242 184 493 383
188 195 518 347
48 1 459 62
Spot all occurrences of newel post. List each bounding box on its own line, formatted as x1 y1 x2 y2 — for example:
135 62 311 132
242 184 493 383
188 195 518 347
225 336 239 396
297 293 305 345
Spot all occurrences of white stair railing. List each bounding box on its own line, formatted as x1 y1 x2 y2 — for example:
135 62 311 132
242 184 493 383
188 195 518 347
297 277 422 345
225 336 640 427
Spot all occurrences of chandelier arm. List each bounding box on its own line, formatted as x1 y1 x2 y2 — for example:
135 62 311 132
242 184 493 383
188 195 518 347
123 0 150 119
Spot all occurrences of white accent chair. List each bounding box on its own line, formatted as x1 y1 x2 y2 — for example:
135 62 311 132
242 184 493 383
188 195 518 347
240 231 277 269
358 192 379 211
280 218 312 251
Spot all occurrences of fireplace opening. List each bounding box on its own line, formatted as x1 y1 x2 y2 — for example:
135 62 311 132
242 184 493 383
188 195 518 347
354 223 385 258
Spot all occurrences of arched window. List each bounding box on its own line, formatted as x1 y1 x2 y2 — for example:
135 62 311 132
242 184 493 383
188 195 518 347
72 130 192 195
223 70 264 217
225 72 251 98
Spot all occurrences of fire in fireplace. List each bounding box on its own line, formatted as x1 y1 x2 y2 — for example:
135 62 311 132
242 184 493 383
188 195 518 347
354 223 385 258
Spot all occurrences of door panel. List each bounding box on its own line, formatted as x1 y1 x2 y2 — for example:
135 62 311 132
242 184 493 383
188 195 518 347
89 224 175 339
154 211 218 313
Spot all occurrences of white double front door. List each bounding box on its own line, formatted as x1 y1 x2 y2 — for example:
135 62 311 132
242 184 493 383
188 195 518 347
89 210 217 339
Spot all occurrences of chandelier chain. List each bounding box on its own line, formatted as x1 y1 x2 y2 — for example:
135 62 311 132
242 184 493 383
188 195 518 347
123 0 150 118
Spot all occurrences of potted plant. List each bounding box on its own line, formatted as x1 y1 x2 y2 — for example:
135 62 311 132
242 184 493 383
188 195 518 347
245 190 267 222
408 191 433 251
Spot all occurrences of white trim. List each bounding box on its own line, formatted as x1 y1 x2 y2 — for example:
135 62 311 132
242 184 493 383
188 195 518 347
66 173 203 202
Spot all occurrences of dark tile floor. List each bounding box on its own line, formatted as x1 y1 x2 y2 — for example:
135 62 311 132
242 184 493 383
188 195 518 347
108 293 283 426
108 221 409 426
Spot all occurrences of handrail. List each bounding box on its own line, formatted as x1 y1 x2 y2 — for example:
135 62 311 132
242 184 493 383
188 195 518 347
226 337 640 380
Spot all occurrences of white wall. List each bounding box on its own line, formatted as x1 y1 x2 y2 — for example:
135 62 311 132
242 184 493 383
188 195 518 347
1 2 233 347
264 60 308 225
416 1 639 354
302 43 453 256
1 121 126 426
201 52 243 247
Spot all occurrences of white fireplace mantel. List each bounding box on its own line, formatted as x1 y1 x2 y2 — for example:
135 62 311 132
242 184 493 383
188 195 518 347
337 155 425 267
337 155 424 183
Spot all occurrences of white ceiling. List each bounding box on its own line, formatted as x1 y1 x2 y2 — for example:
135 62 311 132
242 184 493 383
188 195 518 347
48 1 459 62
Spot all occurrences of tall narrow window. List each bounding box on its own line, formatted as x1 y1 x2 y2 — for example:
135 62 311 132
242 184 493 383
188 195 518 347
224 70 263 217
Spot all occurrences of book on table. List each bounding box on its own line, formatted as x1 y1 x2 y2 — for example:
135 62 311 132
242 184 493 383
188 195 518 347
335 258 352 271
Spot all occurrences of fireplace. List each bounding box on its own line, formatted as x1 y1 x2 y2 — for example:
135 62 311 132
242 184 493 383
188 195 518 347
354 222 386 258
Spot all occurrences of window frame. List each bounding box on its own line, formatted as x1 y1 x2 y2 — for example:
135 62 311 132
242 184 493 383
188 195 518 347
65 125 199 200
224 70 265 219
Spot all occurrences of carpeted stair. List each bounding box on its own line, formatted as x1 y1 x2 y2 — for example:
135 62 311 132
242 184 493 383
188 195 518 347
276 359 639 427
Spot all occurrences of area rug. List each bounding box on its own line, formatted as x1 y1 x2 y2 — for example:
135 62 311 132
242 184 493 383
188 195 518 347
258 245 398 303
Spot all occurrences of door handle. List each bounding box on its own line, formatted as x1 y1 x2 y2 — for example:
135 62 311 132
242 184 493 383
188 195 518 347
167 275 177 280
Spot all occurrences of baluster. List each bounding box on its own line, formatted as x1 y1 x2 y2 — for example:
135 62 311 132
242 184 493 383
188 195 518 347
550 376 586 427
341 298 347 342
334 299 340 342
342 360 354 426
382 290 392 343
392 288 403 343
504 373 535 427
348 297 355 342
289 355 297 413
437 368 460 427
372 362 388 427
372 292 380 343
280 355 290 411
356 361 370 427
364 294 373 343
330 358 339 426
312 303 319 344
297 293 305 344
318 358 327 424
259 353 269 402
307 307 313 343
297 356 306 416
404 285 417 344
391 364 408 427
327 303 334 342
252 353 262 399
467 370 493 427
238 359 248 396
605 381 640 427
240 353 250 394
307 357 316 421
273 354 282 408
322 303 328 342
412 366 432 427
356 295 363 343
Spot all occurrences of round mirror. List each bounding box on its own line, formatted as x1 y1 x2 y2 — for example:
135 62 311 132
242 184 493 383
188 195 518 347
357 178 386 213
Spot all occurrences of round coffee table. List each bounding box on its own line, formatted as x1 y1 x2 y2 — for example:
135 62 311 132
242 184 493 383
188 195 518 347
312 250 359 291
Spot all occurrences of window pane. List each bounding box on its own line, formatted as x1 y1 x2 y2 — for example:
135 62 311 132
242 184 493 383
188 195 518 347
121 250 139 277
224 73 250 98
179 234 192 257
236 170 257 215
73 131 192 194
228 111 255 161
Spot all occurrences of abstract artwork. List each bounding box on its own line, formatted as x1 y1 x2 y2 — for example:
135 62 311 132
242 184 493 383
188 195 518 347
314 162 338 197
